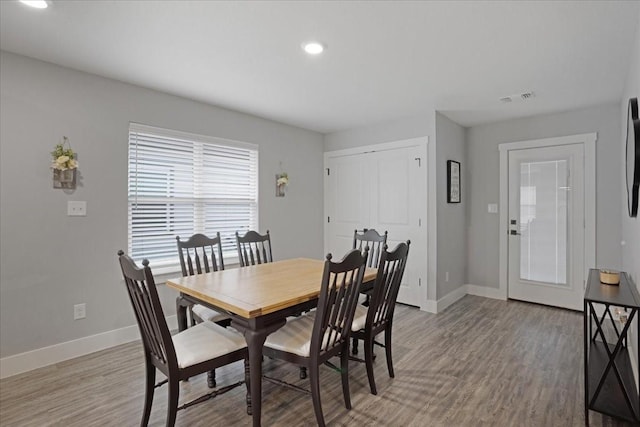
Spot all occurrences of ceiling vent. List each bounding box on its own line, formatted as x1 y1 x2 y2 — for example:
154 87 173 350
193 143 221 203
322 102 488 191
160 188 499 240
500 91 535 103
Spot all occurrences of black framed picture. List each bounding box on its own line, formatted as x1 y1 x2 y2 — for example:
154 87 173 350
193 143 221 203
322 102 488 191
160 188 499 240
626 97 639 217
447 160 461 203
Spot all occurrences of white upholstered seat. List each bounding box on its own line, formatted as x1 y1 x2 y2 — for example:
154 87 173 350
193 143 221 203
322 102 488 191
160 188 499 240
173 321 246 369
191 304 231 324
351 304 368 332
264 314 342 358
264 315 315 357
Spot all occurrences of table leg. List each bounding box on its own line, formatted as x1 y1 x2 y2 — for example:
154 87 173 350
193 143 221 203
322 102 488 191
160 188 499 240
176 295 189 332
584 299 589 426
236 320 285 427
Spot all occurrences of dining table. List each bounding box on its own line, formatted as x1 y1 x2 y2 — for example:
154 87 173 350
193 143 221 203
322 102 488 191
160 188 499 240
166 257 378 427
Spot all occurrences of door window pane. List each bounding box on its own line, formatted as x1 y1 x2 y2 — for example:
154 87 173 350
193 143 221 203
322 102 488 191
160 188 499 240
519 160 568 285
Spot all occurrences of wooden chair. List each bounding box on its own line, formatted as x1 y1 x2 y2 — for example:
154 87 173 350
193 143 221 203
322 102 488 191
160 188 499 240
349 241 410 395
262 248 369 427
117 251 250 427
353 228 388 268
352 228 388 355
235 229 310 378
175 232 230 388
236 230 273 267
176 233 228 328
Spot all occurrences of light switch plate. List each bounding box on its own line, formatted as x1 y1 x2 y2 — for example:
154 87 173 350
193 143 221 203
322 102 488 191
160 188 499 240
68 201 87 216
488 203 498 213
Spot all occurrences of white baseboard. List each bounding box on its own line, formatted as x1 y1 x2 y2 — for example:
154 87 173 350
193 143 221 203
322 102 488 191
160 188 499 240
436 286 468 313
422 300 437 313
465 284 506 300
1 285 508 379
0 315 177 380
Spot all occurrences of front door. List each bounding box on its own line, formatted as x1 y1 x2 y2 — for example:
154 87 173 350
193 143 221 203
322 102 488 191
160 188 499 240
507 144 585 311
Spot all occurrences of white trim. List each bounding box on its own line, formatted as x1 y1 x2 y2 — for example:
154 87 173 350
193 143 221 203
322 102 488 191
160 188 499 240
466 284 507 300
499 147 509 301
323 137 426 159
407 285 505 314
422 300 437 313
498 132 597 303
0 316 177 379
498 133 596 152
436 285 468 312
584 134 597 274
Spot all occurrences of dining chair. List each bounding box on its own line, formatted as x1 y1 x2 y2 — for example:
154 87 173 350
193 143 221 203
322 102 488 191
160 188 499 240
176 232 230 388
353 228 388 268
235 230 273 266
235 229 310 379
262 248 369 427
352 228 388 355
349 241 410 395
117 250 250 427
176 233 228 328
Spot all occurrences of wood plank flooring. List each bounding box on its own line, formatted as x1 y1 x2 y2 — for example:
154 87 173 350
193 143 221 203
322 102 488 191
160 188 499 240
0 295 632 426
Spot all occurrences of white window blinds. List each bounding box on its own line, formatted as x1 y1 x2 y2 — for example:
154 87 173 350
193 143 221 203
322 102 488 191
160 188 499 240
128 123 258 270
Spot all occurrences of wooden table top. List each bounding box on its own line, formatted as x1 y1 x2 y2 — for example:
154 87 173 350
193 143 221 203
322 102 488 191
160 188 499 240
166 258 378 319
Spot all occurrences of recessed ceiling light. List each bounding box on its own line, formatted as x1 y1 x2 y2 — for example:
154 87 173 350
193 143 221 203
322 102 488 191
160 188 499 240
302 42 325 55
20 0 48 8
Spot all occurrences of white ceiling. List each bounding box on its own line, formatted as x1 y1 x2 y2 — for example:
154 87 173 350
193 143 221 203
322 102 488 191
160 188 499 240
1 1 638 133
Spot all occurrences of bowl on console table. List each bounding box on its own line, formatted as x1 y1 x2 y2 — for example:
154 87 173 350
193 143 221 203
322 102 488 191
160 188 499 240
599 269 621 285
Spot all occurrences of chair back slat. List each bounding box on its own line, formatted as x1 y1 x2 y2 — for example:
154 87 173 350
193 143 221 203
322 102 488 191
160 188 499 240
177 233 224 277
118 251 177 369
313 248 368 355
236 230 273 267
367 241 411 329
353 229 388 268
133 283 166 362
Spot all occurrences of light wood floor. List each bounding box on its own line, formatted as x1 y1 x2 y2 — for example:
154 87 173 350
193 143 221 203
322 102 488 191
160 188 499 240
0 295 632 426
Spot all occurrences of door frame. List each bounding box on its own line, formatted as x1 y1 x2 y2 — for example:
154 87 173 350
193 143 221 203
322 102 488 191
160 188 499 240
498 133 597 303
323 136 431 311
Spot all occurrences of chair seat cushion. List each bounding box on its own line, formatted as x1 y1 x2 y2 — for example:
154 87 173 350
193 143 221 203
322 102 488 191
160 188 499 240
265 314 315 357
173 321 246 369
265 312 344 357
351 304 368 332
192 304 231 323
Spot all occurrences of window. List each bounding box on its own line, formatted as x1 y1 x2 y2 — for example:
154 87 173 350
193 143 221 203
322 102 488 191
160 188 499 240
128 123 258 271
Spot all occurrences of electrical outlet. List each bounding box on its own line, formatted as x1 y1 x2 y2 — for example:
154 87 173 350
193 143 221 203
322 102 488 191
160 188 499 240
74 303 86 320
445 271 449 282
67 201 87 216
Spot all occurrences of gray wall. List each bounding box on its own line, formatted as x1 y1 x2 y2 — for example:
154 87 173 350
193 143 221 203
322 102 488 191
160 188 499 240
621 10 640 288
0 51 324 358
466 103 622 289
620 8 640 383
435 112 467 298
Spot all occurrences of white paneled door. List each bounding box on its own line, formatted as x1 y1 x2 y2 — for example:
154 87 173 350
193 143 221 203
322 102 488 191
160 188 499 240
507 144 585 310
325 142 426 306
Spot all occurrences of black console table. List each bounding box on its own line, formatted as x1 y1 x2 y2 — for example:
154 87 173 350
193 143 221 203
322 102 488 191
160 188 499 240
584 269 640 425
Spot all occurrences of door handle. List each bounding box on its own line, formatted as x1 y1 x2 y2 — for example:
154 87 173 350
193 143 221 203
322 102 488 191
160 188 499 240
510 230 521 236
